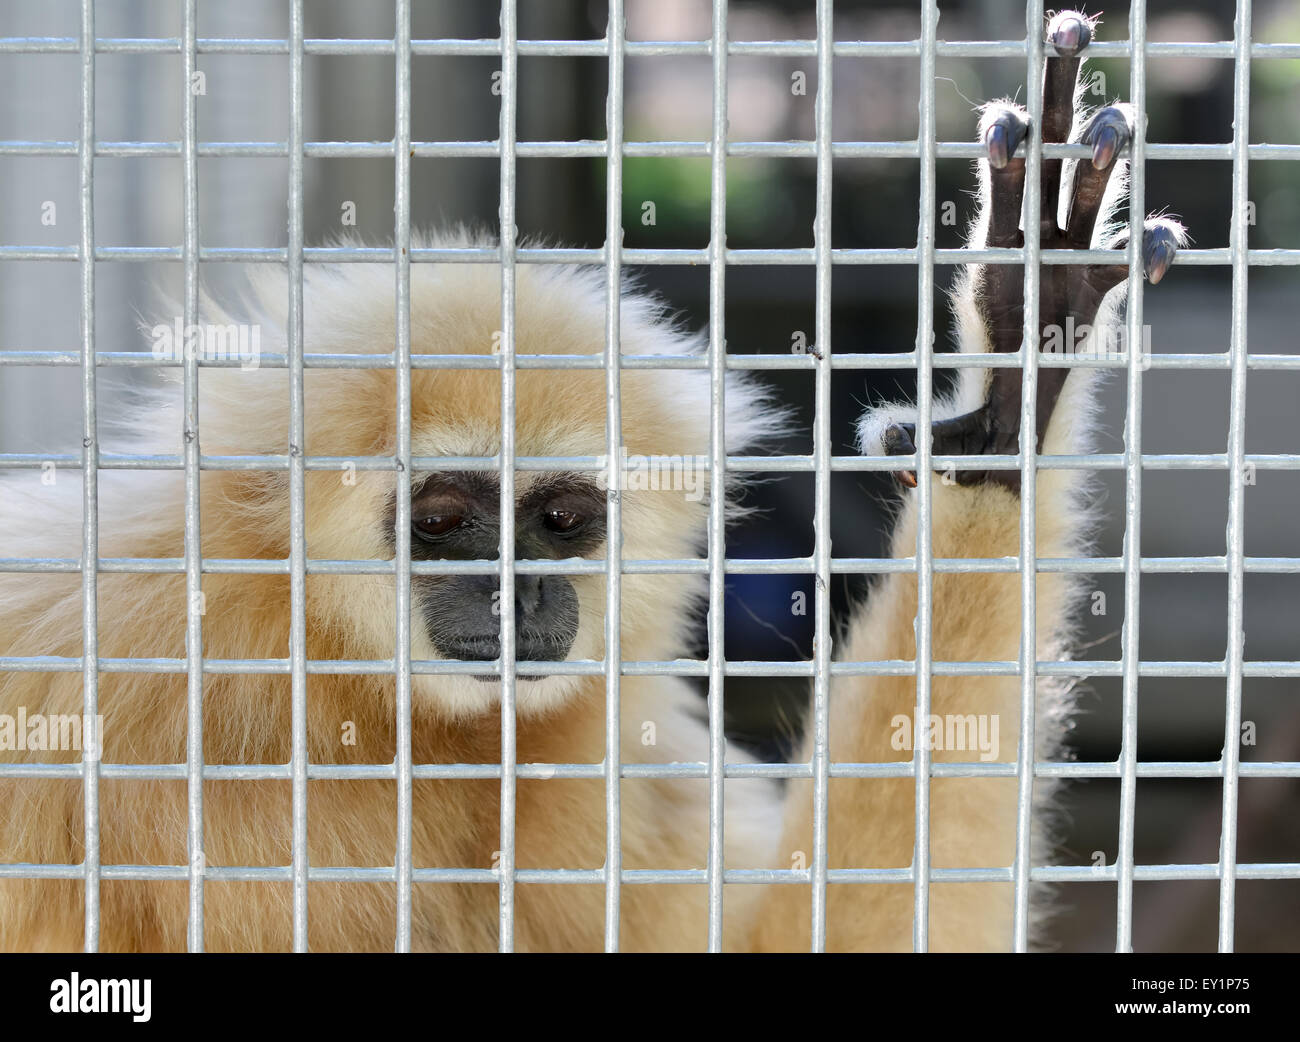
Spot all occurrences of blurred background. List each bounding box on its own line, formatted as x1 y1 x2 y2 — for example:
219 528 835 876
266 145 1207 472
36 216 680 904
0 0 1296 951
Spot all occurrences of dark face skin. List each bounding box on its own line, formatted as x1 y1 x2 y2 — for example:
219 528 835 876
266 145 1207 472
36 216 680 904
386 472 606 675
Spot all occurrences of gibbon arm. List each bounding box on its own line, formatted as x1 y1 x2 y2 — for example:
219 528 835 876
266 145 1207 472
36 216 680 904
745 11 1186 952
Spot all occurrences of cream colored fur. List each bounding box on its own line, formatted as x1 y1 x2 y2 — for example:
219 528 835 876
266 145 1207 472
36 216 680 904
0 206 1122 949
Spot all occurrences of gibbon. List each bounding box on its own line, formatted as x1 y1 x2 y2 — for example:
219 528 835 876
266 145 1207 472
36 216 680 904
0 11 1185 951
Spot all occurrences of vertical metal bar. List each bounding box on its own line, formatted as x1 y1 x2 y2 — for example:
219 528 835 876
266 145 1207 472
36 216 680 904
910 0 939 954
1011 0 1046 953
1219 0 1253 954
393 0 414 953
496 0 520 954
1116 0 1150 955
77 0 100 954
705 0 729 953
808 0 833 955
181 0 205 953
602 0 626 954
287 0 309 953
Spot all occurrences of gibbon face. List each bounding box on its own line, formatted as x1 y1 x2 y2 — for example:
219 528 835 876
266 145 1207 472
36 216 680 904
398 469 601 669
389 462 609 714
187 236 779 721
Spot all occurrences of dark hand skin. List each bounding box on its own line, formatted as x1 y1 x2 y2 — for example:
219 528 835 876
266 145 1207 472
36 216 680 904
885 10 1187 493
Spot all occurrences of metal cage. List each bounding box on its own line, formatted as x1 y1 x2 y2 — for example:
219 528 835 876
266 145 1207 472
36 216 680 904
0 0 1297 954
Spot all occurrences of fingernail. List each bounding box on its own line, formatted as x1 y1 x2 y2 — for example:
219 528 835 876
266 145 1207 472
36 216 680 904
1049 16 1091 57
1092 125 1119 169
1146 240 1175 284
986 124 1008 169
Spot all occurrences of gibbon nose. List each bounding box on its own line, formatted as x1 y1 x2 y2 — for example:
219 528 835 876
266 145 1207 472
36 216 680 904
514 573 543 615
423 574 580 664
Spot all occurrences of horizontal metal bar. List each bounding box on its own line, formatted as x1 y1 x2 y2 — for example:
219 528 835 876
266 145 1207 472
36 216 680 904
0 760 1294 782
5 451 1299 473
1 35 1297 60
0 554 1296 577
1 655 1297 678
0 861 1295 884
4 138 1298 163
2 244 1299 267
4 350 1299 374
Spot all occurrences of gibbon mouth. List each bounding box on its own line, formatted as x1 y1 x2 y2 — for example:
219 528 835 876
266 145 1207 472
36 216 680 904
436 634 575 666
436 632 575 687
422 575 581 671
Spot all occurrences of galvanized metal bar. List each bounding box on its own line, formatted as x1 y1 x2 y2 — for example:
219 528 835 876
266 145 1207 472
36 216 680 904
2 34 1298 61
1011 0 1046 953
287 0 309 953
1219 0 1254 954
9 137 1300 163
6 448 1300 476
1116 0 1151 955
2 653 1298 680
705 0 729 953
4 552 1300 578
180 0 205 953
8 346 1300 373
807 0 834 956
77 0 100 954
5 242 1300 267
3 757 1298 783
2 860 1297 885
393 0 415 953
602 0 626 954
910 0 939 954
496 0 521 954
2 758 1299 783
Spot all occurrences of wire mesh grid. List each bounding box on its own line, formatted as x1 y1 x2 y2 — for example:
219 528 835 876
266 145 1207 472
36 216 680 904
0 0 1296 954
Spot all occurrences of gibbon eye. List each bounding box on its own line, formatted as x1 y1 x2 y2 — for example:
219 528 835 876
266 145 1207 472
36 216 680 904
543 509 584 534
413 514 465 538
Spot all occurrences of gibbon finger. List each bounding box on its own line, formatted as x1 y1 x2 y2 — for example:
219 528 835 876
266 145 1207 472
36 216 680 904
1067 104 1137 248
981 104 1029 247
1041 10 1093 236
1088 217 1189 292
